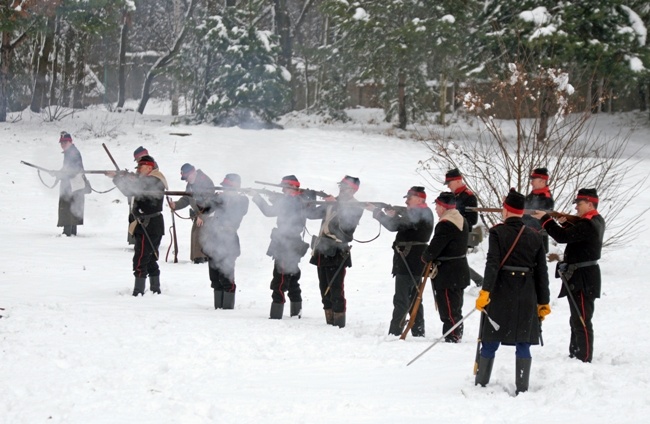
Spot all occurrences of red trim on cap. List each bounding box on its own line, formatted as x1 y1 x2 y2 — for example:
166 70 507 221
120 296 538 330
445 175 462 183
503 202 524 214
134 151 148 160
139 160 155 168
530 173 549 180
222 178 236 187
435 199 456 209
576 195 598 204
282 179 300 188
341 179 359 190
407 190 426 199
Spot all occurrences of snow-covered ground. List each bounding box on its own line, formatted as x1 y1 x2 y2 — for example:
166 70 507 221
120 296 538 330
1 104 649 423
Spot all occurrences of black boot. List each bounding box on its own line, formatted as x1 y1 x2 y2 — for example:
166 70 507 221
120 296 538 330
474 356 494 387
62 226 72 237
324 309 333 325
222 292 235 310
214 290 224 309
516 358 532 395
150 276 161 294
332 312 346 328
270 302 284 319
290 301 302 318
133 277 146 296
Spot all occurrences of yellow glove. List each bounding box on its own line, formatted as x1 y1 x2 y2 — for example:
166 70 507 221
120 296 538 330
538 304 551 321
475 290 490 311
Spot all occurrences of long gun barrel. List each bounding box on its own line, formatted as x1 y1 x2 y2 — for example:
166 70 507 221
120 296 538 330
465 207 581 224
102 143 121 171
254 180 330 198
20 160 54 173
307 200 408 214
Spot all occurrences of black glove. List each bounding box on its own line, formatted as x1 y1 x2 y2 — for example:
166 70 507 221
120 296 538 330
421 249 434 264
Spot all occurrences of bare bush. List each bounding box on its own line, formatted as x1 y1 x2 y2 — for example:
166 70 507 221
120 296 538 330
41 105 75 122
418 63 648 249
80 115 123 139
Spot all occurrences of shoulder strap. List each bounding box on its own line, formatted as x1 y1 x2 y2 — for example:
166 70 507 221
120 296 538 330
499 225 526 269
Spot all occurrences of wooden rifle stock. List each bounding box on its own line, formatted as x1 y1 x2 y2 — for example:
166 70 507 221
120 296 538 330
400 263 433 340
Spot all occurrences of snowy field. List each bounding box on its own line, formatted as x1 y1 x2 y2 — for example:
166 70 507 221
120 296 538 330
1 104 649 423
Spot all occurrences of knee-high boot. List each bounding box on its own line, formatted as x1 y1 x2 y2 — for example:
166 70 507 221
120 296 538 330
474 356 494 387
133 277 146 296
516 358 532 395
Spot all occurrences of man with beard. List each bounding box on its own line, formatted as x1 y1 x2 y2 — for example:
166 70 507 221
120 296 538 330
108 155 168 296
201 173 249 309
367 186 433 337
308 176 364 328
250 175 310 319
169 163 215 264
50 132 89 236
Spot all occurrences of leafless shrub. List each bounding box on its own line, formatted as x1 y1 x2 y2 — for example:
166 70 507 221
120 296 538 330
418 63 648 249
41 105 75 122
80 115 123 139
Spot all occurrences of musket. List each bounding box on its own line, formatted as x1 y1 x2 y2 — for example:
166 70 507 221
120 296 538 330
254 180 330 198
400 262 433 340
308 200 408 214
240 187 283 198
465 207 581 224
101 143 121 171
20 160 54 173
82 170 131 175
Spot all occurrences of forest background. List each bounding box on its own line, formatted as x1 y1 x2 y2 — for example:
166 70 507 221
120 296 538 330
2 0 650 130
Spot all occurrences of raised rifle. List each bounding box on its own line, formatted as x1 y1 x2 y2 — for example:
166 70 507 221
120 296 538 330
254 180 330 198
101 143 121 171
20 160 54 173
465 206 581 224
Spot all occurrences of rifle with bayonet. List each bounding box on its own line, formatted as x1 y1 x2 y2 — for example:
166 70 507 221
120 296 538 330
465 206 581 224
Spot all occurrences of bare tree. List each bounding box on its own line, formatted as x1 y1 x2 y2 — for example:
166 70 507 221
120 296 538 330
418 63 648 248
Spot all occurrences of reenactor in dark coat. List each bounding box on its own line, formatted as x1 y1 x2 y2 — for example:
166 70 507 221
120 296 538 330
532 188 605 363
127 146 154 245
444 168 483 286
422 192 470 342
368 186 434 337
169 163 215 263
251 175 311 319
523 167 555 252
475 189 550 394
201 174 249 309
109 156 168 296
308 176 364 328
52 132 88 236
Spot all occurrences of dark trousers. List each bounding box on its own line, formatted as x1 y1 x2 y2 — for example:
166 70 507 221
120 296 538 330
209 265 236 292
389 273 424 336
270 260 301 304
433 287 465 342
481 341 531 359
133 231 162 278
317 264 346 313
568 290 595 362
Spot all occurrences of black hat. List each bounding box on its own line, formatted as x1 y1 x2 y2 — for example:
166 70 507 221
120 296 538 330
136 155 156 168
133 146 149 161
59 131 73 143
180 163 195 180
404 186 426 199
503 188 525 214
222 173 242 188
573 188 599 205
444 168 462 185
280 175 300 188
435 192 456 209
530 167 549 180
339 175 360 191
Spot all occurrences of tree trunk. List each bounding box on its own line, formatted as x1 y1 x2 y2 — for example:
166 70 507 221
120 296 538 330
596 76 604 113
62 27 74 107
49 15 61 106
438 73 447 125
171 80 179 116
117 12 129 108
137 0 197 114
72 32 87 109
585 79 592 113
0 32 12 122
398 71 407 130
30 14 56 113
273 0 293 110
537 86 550 144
